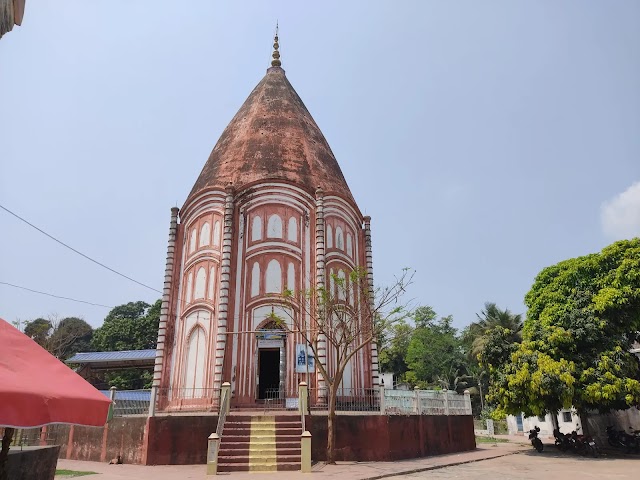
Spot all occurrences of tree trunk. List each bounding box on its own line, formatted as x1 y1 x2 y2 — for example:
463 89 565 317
478 382 484 411
0 428 15 480
579 412 590 436
551 411 559 432
326 383 338 464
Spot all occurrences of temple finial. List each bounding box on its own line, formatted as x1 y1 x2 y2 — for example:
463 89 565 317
271 22 281 67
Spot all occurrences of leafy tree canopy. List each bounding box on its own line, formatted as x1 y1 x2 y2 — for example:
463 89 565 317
469 302 523 360
405 308 467 390
489 239 640 417
378 320 413 381
92 300 161 352
23 318 52 346
23 316 93 360
49 317 93 359
90 300 161 389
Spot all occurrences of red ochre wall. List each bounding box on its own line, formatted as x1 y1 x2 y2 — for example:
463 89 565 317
307 415 476 461
144 415 218 465
47 414 474 465
47 417 147 464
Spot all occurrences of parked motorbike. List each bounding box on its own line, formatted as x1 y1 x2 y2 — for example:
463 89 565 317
553 428 571 452
529 426 544 453
606 425 640 453
606 425 621 447
570 426 599 457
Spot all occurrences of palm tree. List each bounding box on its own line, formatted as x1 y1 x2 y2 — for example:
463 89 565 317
470 302 523 360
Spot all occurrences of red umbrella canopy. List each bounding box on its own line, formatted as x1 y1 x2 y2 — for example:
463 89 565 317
0 318 111 428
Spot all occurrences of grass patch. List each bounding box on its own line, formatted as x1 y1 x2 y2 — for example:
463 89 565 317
475 436 510 444
55 470 98 477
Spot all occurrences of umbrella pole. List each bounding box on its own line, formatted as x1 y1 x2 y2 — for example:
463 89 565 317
0 428 14 480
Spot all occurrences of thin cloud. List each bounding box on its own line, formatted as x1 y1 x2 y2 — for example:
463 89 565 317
601 181 640 239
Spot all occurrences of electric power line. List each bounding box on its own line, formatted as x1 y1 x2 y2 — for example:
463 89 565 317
0 281 113 309
0 204 162 294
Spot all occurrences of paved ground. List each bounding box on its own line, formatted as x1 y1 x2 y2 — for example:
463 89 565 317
56 443 525 479
55 441 640 480
389 450 640 479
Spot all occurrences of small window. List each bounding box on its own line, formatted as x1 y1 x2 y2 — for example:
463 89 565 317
537 415 545 422
562 412 572 423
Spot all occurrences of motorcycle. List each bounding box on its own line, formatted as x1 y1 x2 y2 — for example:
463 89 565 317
529 425 544 453
570 426 599 457
553 428 571 452
606 425 639 453
606 425 621 447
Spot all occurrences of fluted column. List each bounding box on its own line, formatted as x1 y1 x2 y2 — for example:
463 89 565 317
214 185 235 390
150 207 179 416
314 187 328 398
363 215 379 387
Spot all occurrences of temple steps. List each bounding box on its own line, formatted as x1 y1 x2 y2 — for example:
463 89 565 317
217 414 302 472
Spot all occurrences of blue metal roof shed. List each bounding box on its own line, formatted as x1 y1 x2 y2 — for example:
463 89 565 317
66 349 156 370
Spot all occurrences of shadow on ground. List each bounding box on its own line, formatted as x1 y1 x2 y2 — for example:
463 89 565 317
519 444 640 462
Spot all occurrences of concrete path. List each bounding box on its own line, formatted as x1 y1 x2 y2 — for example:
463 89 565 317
56 443 526 479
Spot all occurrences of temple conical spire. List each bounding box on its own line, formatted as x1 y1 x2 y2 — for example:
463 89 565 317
271 23 281 67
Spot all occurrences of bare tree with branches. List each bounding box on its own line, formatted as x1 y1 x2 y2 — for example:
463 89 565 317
270 267 413 463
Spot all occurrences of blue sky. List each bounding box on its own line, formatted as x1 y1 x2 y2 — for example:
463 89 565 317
1 1 639 330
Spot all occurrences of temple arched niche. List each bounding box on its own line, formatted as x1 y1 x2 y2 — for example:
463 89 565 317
199 222 210 247
194 267 207 299
182 321 207 395
287 217 297 242
267 214 283 238
213 220 221 247
265 259 282 293
189 229 197 254
252 216 262 242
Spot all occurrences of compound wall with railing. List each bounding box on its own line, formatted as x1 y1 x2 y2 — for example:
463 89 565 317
382 389 472 415
102 386 471 416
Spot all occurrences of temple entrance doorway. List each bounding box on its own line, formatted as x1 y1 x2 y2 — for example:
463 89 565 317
255 320 286 401
258 349 280 399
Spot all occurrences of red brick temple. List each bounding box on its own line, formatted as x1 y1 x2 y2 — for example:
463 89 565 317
151 31 379 409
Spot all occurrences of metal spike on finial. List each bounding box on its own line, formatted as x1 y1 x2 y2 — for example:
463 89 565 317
271 21 281 67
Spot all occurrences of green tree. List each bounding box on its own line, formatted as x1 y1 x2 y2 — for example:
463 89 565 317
23 316 93 360
405 309 467 389
488 239 640 425
48 317 93 359
92 300 160 351
23 318 52 346
91 300 161 389
469 302 523 360
378 320 413 382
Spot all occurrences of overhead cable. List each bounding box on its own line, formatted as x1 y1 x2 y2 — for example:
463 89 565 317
0 204 162 294
0 281 113 308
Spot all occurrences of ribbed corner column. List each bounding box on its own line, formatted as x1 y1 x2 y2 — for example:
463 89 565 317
150 207 179 416
214 185 235 391
314 187 328 398
363 215 379 387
